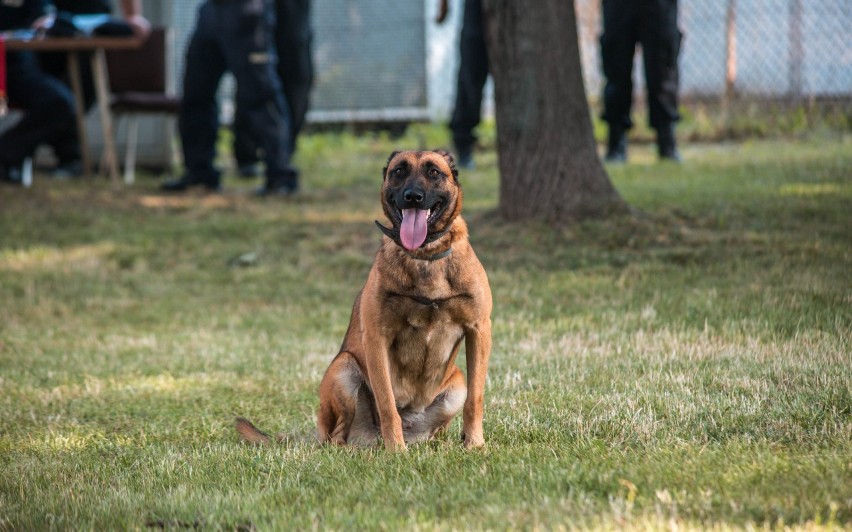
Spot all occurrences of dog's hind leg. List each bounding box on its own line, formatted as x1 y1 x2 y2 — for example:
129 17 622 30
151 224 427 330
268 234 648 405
402 366 467 444
317 352 379 446
347 381 380 447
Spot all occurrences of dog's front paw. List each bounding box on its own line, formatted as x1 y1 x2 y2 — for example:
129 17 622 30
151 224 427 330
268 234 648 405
382 427 407 451
384 438 408 452
463 432 485 449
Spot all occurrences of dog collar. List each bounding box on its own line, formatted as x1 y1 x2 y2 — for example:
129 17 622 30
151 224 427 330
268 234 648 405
374 220 453 261
410 247 453 261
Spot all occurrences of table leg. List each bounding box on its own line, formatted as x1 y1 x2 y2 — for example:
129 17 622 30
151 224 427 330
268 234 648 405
91 48 119 185
66 52 92 179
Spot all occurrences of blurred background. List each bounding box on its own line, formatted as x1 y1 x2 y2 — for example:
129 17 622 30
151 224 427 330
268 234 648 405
72 0 852 167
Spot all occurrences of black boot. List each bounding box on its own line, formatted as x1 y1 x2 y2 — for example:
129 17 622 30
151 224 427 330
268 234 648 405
255 179 298 197
455 143 475 170
161 174 221 192
657 124 681 162
255 168 299 197
605 125 627 163
0 161 24 185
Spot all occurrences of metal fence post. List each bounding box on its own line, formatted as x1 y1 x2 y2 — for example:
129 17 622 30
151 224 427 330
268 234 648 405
723 0 737 127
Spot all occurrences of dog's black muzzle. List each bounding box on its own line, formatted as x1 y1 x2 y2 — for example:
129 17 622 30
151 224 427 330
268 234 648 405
387 187 449 226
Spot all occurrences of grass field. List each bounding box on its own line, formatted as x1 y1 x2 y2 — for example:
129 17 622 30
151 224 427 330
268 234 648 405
0 127 850 530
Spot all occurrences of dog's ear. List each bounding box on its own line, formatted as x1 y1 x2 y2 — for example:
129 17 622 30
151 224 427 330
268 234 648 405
434 149 459 181
382 150 401 180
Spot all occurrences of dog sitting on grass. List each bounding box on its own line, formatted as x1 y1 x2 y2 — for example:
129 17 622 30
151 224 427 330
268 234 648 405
236 150 492 450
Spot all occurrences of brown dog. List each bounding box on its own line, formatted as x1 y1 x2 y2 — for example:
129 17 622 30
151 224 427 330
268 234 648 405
237 150 492 450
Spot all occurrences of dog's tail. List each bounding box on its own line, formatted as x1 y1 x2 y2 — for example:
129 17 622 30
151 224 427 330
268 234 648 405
234 417 273 445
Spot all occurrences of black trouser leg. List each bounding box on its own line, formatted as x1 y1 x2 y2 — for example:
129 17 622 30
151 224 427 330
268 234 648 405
232 95 259 168
639 0 681 158
600 0 639 133
276 0 315 153
179 2 227 183
449 0 488 158
640 0 681 137
278 35 313 153
600 0 641 160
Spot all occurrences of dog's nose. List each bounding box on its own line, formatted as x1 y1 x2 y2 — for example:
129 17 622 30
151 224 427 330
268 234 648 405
403 187 425 203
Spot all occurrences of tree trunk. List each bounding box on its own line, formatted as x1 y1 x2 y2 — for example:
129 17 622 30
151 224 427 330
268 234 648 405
482 0 626 222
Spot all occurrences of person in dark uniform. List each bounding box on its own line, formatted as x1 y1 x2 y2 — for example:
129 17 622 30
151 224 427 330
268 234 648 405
232 0 313 181
437 0 488 169
0 0 75 184
600 0 682 162
161 0 296 195
38 0 150 177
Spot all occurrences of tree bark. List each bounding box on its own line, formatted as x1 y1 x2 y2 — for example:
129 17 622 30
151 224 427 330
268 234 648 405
481 0 626 222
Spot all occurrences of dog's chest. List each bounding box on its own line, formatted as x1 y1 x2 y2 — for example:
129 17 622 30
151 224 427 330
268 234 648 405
387 299 465 409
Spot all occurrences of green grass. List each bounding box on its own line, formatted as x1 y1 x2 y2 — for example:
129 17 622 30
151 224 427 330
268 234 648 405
1 127 850 530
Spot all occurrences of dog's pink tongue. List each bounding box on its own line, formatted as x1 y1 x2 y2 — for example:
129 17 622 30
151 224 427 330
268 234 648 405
400 208 428 250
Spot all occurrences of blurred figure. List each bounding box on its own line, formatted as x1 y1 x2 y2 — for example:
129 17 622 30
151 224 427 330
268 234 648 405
38 0 151 178
232 0 314 183
600 0 682 162
162 0 295 195
437 0 488 169
0 0 75 185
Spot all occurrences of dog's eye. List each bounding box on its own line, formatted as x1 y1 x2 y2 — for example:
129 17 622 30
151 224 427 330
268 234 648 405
428 168 440 178
393 167 404 177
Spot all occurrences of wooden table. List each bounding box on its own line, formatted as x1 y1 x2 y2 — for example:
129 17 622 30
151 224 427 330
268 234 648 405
5 36 143 184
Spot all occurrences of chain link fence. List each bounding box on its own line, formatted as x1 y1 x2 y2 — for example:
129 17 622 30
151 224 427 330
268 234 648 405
143 0 852 139
575 0 852 138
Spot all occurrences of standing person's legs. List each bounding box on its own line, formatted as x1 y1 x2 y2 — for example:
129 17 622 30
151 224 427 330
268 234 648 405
222 0 294 195
163 2 227 191
233 0 313 173
449 0 488 168
640 0 681 160
600 0 639 161
0 52 76 183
